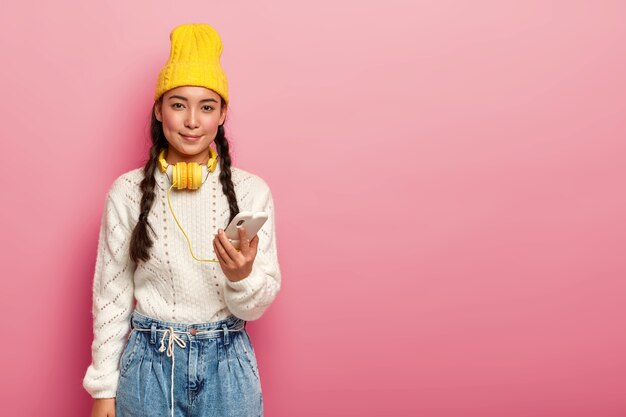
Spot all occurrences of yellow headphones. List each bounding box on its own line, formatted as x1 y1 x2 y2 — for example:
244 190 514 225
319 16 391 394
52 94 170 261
158 147 219 190
157 147 222 262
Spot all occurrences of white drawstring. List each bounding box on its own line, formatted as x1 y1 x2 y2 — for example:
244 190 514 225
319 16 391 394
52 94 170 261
134 324 245 417
158 327 186 417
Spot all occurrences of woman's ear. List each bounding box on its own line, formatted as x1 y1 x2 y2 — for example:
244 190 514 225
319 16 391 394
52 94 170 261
154 101 162 122
219 104 227 125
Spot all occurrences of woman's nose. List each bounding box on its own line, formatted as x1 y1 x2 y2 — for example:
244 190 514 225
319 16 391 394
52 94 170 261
185 110 199 128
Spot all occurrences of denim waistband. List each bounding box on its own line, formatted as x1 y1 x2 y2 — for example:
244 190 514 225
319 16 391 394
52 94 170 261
129 309 246 338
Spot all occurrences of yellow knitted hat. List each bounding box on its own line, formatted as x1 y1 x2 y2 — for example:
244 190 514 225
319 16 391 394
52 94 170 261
154 23 229 104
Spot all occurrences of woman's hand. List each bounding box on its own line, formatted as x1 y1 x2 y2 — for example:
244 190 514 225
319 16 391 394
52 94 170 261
213 226 259 282
91 398 115 417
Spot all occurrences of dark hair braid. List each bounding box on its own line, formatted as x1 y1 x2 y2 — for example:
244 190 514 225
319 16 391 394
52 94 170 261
214 123 240 227
129 97 238 263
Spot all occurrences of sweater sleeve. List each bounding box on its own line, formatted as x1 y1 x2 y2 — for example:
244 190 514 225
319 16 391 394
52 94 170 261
223 184 282 321
82 180 137 398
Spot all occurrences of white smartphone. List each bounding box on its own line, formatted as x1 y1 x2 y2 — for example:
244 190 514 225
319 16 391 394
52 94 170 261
223 211 268 250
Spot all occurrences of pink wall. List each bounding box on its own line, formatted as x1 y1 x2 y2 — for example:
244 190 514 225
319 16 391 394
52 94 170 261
1 1 625 416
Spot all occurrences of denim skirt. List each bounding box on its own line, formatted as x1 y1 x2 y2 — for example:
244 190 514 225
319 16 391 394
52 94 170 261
115 310 263 417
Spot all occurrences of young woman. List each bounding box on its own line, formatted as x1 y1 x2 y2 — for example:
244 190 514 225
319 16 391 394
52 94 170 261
83 23 281 417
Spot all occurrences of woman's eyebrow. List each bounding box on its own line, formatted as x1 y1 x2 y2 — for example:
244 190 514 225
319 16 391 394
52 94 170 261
168 95 218 103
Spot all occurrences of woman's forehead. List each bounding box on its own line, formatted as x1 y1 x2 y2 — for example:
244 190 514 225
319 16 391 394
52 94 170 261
165 85 221 100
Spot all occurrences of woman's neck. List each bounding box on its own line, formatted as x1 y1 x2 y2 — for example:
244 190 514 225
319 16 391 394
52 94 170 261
164 146 211 165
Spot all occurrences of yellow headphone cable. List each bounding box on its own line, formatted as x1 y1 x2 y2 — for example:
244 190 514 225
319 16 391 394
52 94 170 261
158 147 240 263
164 181 220 262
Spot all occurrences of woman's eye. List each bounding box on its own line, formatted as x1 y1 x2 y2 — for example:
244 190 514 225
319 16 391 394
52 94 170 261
202 105 214 111
172 103 183 109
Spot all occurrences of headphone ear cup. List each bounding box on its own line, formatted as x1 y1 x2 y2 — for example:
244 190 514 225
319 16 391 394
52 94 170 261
173 162 188 190
180 162 188 189
171 163 177 189
188 162 202 190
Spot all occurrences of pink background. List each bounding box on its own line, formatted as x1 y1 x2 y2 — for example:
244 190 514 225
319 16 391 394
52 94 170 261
1 1 625 416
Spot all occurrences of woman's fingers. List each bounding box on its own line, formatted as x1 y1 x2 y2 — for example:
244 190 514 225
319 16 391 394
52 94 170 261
238 227 260 259
249 234 259 252
213 233 233 265
238 227 251 253
219 229 243 259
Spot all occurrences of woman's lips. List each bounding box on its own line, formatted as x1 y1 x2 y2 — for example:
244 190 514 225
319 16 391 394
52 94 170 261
181 134 202 142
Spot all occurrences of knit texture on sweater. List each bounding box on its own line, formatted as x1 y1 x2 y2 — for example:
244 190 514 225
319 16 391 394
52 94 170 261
82 162 281 398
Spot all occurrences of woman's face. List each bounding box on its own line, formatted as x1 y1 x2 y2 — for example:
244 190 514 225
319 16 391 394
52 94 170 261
155 85 227 164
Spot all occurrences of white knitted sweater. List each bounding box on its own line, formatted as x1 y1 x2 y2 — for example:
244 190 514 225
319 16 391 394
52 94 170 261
82 161 281 398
